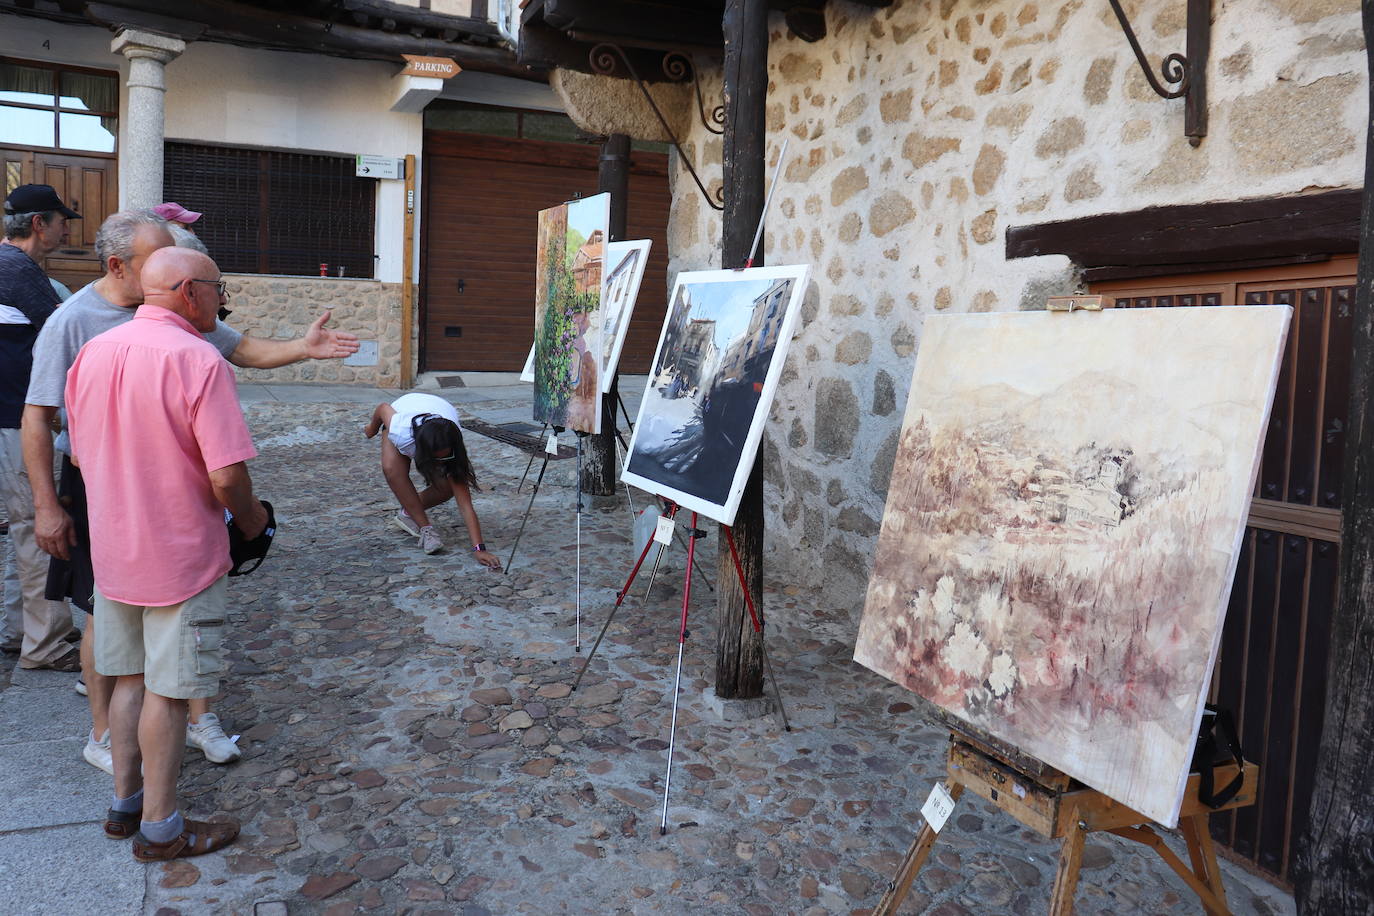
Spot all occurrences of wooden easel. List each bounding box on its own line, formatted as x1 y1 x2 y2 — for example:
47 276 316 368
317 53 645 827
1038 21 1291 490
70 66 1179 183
874 732 1258 916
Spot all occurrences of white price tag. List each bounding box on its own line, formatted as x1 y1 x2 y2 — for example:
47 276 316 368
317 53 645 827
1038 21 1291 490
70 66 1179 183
920 782 955 833
546 433 559 455
653 516 675 545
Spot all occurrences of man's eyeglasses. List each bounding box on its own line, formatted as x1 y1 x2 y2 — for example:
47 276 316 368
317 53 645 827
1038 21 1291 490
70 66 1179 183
173 278 228 298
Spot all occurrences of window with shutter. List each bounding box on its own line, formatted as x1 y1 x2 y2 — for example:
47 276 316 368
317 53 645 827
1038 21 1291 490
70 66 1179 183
163 142 375 278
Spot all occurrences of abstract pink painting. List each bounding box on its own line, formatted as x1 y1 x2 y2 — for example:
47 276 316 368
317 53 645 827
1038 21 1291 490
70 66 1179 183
855 306 1290 826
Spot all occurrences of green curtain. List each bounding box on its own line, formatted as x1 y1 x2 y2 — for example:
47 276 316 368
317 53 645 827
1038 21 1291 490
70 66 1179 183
0 63 55 105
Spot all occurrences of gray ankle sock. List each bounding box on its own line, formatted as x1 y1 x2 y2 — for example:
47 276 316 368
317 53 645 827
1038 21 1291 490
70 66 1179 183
139 810 183 844
110 789 143 813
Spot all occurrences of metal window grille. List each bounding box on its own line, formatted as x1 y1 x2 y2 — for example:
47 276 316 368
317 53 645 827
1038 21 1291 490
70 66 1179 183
164 142 375 278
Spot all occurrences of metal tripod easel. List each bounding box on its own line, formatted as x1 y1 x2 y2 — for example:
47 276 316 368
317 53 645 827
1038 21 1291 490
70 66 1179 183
570 502 791 834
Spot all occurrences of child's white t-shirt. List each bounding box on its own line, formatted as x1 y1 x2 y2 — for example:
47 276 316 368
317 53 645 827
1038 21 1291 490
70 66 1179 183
387 392 462 458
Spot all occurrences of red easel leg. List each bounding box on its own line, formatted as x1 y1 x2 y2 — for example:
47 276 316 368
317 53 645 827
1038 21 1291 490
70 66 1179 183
573 503 679 692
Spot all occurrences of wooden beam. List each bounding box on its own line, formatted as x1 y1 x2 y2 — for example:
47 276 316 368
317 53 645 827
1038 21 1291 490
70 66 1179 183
582 133 631 497
714 0 767 701
1295 3 1374 911
337 0 501 40
76 0 540 80
83 1 206 38
544 0 723 46
1007 189 1361 269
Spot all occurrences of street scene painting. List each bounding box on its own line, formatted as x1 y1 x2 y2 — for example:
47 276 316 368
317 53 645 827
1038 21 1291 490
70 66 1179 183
854 306 1291 827
622 264 809 525
533 193 609 433
598 239 652 393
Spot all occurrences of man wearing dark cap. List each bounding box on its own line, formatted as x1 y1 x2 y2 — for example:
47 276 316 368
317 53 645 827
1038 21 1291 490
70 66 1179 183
0 184 81 671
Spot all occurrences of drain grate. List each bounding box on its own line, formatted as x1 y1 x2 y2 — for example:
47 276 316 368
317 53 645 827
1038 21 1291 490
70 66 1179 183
436 376 466 388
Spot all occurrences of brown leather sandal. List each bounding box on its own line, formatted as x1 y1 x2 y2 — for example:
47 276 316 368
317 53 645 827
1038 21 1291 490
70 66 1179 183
131 817 240 861
104 808 141 840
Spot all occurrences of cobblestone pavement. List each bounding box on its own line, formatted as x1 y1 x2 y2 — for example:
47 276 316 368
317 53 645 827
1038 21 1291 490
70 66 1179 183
2 385 1296 915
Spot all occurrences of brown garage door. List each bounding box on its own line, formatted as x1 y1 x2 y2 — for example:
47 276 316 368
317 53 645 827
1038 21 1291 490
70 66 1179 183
421 131 670 372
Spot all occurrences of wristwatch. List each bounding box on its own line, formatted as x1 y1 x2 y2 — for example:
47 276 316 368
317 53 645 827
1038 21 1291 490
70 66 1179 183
472 542 486 553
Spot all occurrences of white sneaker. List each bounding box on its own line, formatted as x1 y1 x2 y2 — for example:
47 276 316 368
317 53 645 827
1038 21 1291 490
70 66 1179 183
83 729 113 775
186 713 242 764
419 525 443 555
392 509 421 537
75 678 88 696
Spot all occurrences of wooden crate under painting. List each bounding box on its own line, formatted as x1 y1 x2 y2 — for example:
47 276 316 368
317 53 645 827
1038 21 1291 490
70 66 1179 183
854 307 1291 827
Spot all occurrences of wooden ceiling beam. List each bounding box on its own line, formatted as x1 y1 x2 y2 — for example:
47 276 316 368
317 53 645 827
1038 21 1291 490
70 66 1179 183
337 0 501 41
1006 189 1361 269
67 0 542 81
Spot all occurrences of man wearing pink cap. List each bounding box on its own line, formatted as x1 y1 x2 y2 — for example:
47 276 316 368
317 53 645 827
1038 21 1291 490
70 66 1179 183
152 202 202 229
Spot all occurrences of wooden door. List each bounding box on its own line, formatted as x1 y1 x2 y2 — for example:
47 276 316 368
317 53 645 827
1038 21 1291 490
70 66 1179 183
420 131 670 372
1092 255 1356 887
1 148 116 292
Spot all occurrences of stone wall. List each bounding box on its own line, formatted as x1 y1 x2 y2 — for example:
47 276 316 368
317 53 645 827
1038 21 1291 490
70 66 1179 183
224 274 403 388
658 0 1366 620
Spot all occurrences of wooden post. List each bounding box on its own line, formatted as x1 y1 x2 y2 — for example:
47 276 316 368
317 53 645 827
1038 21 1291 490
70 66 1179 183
714 0 768 700
401 153 416 389
583 134 629 496
1296 2 1374 910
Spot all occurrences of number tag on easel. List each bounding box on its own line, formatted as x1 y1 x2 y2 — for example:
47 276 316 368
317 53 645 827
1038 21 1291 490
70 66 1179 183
653 516 675 545
546 433 559 455
920 782 955 833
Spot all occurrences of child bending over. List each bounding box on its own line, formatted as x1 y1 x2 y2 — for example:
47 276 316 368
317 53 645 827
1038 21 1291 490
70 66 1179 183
365 393 502 568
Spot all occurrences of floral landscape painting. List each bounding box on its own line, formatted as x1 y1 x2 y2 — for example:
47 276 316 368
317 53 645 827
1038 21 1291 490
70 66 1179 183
854 307 1290 827
533 193 609 433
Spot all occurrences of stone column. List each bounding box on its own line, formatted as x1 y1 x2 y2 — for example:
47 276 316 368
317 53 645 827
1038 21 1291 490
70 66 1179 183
111 29 186 208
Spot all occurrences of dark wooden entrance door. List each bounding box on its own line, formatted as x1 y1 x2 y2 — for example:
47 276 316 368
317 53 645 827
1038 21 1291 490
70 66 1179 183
1 148 117 292
1094 255 1356 887
420 131 669 373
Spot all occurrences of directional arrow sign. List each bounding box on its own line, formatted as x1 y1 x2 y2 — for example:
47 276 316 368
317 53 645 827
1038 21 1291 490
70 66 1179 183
355 155 403 180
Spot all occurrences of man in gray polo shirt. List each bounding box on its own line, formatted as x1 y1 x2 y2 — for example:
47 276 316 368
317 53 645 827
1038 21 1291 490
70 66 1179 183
24 208 359 774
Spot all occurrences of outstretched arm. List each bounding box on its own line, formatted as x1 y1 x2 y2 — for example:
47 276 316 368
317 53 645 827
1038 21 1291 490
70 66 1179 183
452 481 501 569
228 310 361 369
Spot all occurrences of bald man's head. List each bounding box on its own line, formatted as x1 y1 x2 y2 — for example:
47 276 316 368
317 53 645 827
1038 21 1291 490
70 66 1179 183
142 246 224 333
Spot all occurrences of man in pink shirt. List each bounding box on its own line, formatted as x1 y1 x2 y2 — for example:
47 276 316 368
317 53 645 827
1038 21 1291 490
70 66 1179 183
66 246 267 862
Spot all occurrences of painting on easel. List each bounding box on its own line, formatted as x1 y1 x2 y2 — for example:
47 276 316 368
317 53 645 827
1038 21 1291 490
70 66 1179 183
599 239 652 392
854 306 1290 827
622 265 809 525
533 193 609 433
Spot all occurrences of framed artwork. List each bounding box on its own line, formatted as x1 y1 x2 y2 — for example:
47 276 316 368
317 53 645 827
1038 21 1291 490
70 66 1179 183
622 264 810 525
599 239 652 393
533 193 609 433
854 306 1291 827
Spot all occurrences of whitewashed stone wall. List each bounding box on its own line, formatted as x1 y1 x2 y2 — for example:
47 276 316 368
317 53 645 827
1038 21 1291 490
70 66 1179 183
225 275 403 388
660 0 1365 618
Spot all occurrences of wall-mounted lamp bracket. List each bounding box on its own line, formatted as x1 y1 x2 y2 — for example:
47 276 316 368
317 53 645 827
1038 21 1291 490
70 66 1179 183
588 42 724 211
1107 0 1209 146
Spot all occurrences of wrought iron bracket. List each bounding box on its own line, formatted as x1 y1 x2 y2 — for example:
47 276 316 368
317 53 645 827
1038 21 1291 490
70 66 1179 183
588 42 724 211
1107 0 1210 146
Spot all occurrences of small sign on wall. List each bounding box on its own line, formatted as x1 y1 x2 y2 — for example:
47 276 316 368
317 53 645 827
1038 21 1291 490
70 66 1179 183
356 155 404 180
344 340 378 367
400 55 461 79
